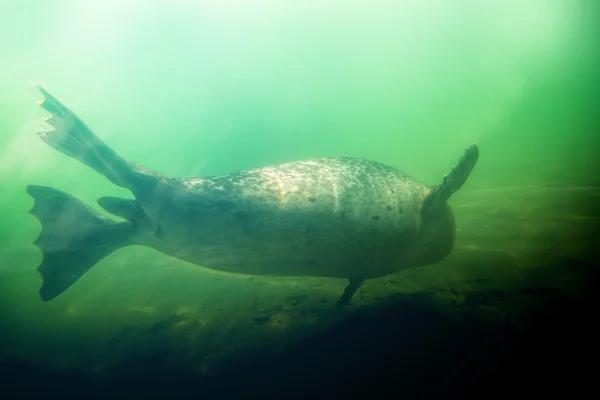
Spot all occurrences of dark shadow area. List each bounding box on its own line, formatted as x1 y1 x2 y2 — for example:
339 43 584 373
2 263 597 399
2 183 598 399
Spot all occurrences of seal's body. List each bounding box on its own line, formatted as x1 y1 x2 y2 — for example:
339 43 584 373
27 87 479 305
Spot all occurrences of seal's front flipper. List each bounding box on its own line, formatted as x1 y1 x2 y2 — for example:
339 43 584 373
424 144 479 210
444 144 479 194
26 185 139 301
336 276 365 307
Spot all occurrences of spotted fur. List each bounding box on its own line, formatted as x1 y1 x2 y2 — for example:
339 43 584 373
29 86 476 303
141 157 432 280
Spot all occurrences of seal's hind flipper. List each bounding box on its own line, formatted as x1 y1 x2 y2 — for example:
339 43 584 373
98 197 145 220
26 185 138 301
36 86 143 191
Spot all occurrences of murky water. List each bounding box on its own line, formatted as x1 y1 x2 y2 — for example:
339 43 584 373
1 1 598 397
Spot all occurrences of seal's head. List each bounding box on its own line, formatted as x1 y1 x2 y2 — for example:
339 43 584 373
407 201 456 267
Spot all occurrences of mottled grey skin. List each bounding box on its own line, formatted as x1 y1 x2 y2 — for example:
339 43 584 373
27 86 478 305
137 158 449 280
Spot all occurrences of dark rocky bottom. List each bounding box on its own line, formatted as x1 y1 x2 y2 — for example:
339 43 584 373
2 270 597 399
2 179 598 399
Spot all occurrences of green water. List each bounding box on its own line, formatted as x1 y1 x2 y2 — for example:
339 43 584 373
0 0 598 391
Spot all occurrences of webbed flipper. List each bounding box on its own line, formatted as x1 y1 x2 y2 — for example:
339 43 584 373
36 86 159 195
26 185 139 301
424 144 479 210
98 196 152 227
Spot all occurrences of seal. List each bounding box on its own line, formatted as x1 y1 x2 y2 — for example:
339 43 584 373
26 86 479 306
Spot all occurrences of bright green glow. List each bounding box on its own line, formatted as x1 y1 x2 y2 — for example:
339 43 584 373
0 0 598 373
0 0 583 182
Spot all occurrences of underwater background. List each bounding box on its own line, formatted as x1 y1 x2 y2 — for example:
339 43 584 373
0 0 598 398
